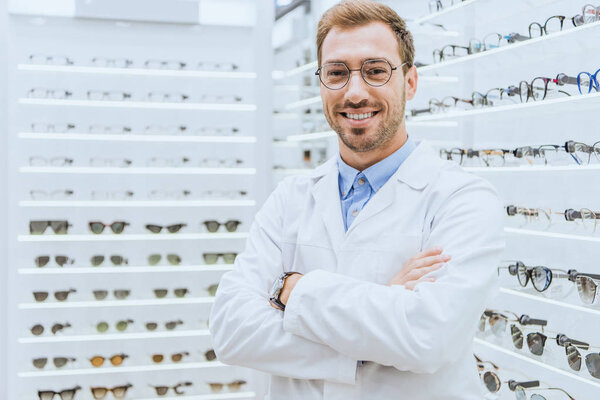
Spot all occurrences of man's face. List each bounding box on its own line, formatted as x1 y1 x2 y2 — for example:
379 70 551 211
319 22 409 153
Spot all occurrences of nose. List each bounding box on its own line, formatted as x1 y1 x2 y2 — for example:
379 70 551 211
344 70 370 104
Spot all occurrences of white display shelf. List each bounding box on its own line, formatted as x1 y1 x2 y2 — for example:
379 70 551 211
17 232 249 242
418 20 600 75
272 168 314 175
499 288 600 317
284 95 321 110
409 91 600 123
18 264 234 275
18 98 257 112
413 0 479 24
134 392 256 400
19 200 256 208
19 167 257 175
18 132 257 143
273 61 318 79
464 164 600 173
17 64 257 79
504 227 600 243
473 338 600 389
17 361 226 378
18 297 215 310
19 329 210 344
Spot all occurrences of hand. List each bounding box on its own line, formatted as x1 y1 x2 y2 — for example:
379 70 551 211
388 247 450 290
270 273 303 309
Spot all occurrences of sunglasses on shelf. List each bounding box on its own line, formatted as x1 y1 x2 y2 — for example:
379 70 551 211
91 190 135 200
30 189 74 199
91 255 128 266
207 380 247 393
203 252 237 264
204 349 217 361
207 284 219 297
145 319 183 331
514 385 576 400
30 322 71 336
88 123 133 134
497 261 574 292
151 351 190 363
203 219 241 233
150 382 192 396
93 289 131 300
35 255 74 268
145 223 187 233
32 356 76 369
90 384 133 400
89 220 130 234
33 289 76 302
479 309 547 337
144 124 188 135
148 189 191 200
148 253 182 266
153 288 188 298
474 355 539 394
87 90 132 101
28 87 72 99
29 54 74 65
29 220 71 235
144 59 186 70
89 157 132 168
38 386 81 400
96 319 134 333
89 353 128 367
576 273 600 304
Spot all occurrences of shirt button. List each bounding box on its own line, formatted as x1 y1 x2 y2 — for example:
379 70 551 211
342 191 347 196
352 209 358 216
357 178 365 185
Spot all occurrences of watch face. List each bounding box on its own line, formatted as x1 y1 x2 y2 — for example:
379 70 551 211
269 277 284 299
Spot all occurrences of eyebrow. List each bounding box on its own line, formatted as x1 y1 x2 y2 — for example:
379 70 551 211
322 57 395 65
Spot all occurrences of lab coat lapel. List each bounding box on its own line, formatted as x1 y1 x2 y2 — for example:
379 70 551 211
310 159 346 252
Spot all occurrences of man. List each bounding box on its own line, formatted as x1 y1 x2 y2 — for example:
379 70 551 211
210 1 504 399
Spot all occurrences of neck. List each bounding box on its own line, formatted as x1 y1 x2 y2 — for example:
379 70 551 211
339 126 408 172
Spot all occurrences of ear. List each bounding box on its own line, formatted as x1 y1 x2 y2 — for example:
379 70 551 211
404 65 418 101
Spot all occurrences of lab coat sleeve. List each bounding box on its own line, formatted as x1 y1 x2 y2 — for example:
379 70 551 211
282 177 505 374
209 179 358 384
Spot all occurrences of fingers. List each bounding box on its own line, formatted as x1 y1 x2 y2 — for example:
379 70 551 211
405 274 436 291
414 253 451 269
409 247 443 262
405 262 445 281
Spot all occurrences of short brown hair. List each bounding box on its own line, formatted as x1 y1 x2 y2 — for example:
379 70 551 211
316 0 414 72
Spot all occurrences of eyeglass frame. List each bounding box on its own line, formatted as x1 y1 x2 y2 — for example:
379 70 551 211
314 59 407 90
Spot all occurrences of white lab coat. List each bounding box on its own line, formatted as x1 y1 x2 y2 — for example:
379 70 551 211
210 142 505 400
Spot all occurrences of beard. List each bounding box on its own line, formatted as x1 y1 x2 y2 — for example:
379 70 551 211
325 90 406 153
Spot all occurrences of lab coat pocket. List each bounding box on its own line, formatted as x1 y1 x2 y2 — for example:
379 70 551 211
281 241 337 275
375 234 423 285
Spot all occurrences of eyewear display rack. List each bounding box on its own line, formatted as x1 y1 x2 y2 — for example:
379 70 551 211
4 1 273 399
273 0 600 398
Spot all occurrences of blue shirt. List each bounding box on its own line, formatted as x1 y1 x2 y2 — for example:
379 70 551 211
337 137 417 232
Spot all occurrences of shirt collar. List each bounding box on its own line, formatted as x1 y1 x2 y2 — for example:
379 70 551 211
337 136 417 197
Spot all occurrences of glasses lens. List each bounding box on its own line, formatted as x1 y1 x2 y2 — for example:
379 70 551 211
33 358 47 368
204 221 220 232
208 284 218 297
91 387 108 400
482 371 499 392
59 389 79 400
35 256 50 267
110 222 126 234
544 16 563 34
320 63 349 89
154 289 168 298
361 60 392 87
38 391 56 400
30 221 48 234
224 220 240 232
583 5 599 23
530 78 548 101
174 288 188 298
527 333 546 356
114 290 130 299
515 387 526 400
223 253 237 264
52 323 69 334
53 357 69 367
33 291 48 302
229 380 246 391
50 220 69 234
145 224 162 233
146 322 158 331
209 383 224 392
54 290 72 301
96 321 109 332
511 325 524 349
531 267 551 291
576 276 597 304
167 254 181 265
31 324 44 335
205 349 216 361
110 255 125 265
111 386 129 399
116 320 130 331
89 222 105 234
516 264 529 287
566 344 582 371
203 253 218 264
489 314 506 336
148 254 161 265
110 355 124 366
585 353 600 378
167 224 185 233
165 320 181 330
152 354 164 363
91 255 104 266
171 353 185 362
482 33 501 49
91 356 104 367
55 256 69 267
93 290 108 300
578 72 592 94
528 22 543 38
155 387 168 396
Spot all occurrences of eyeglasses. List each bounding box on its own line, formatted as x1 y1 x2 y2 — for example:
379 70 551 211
145 223 187 233
528 15 567 37
514 385 576 400
517 74 578 102
145 91 189 102
207 284 219 297
153 288 188 298
96 319 134 333
38 386 81 400
572 4 600 26
577 68 600 94
35 255 74 268
497 261 573 292
151 351 190 363
88 124 132 134
428 0 465 13
33 356 76 369
315 59 405 90
89 353 128 367
148 189 191 200
145 319 183 331
565 140 600 164
91 57 133 68
144 59 186 70
199 190 247 199
575 273 600 304
31 122 76 133
90 384 132 400
197 61 239 71
93 289 131 300
33 289 76 302
89 157 132 167
474 355 539 394
506 205 552 226
30 189 74 200
89 221 130 234
195 126 240 136
28 88 72 99
200 157 244 167
29 54 74 65
31 322 71 336
556 208 600 232
203 252 237 264
150 382 192 396
91 190 134 200
479 309 547 337
147 156 190 167
203 220 241 233
148 254 182 266
204 349 217 361
201 94 243 103
91 255 128 266
87 90 132 101
144 124 188 135
439 148 511 167
207 380 247 393
29 156 73 167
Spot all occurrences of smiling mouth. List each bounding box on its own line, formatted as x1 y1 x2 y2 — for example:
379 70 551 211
340 111 378 121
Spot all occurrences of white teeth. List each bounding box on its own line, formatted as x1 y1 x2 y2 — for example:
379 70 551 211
346 112 374 120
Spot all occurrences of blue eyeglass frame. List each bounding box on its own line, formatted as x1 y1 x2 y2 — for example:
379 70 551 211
577 68 600 94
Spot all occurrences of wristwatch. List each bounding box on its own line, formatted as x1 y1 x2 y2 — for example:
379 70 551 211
269 271 300 311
